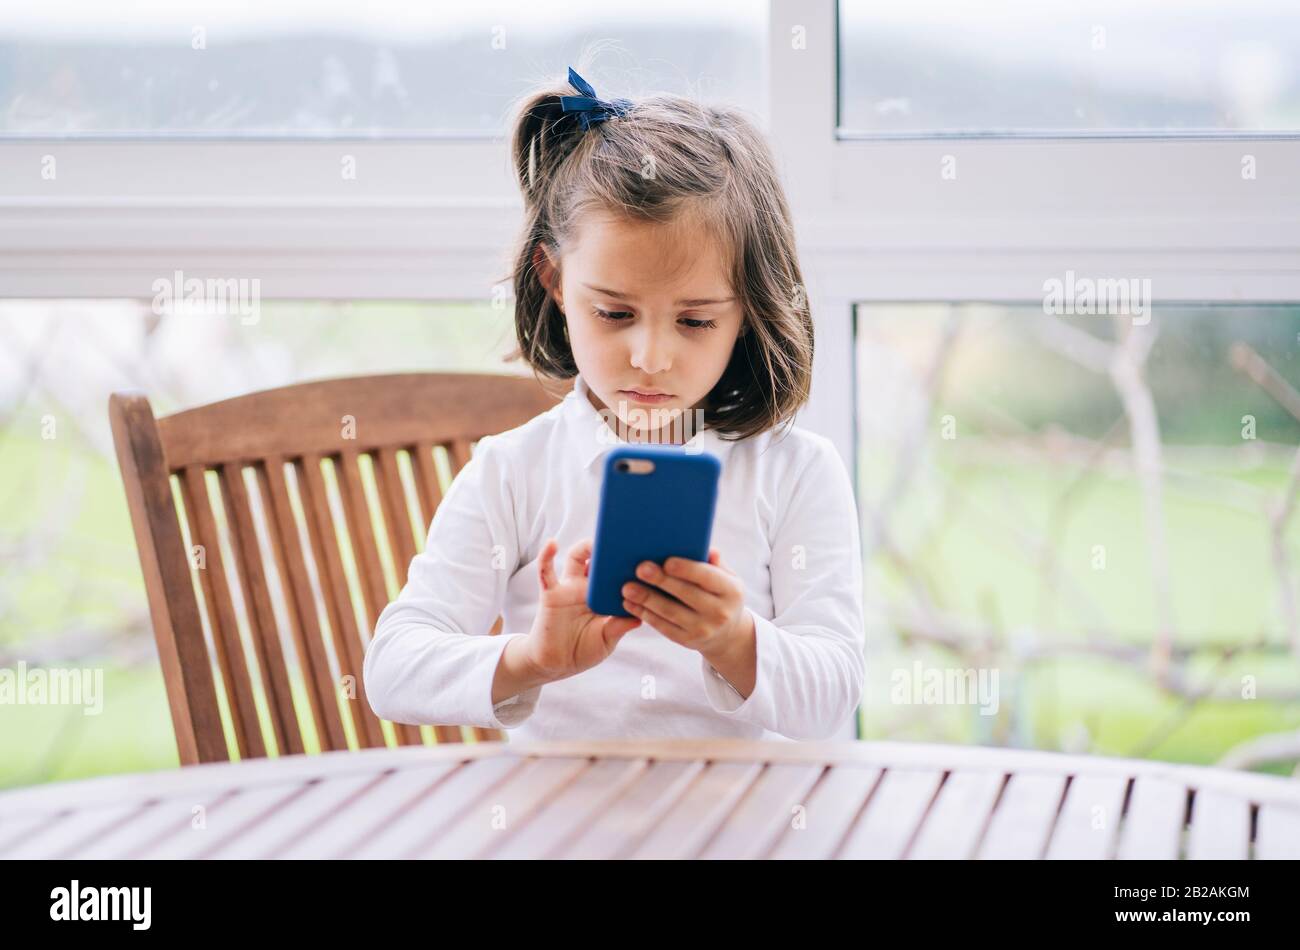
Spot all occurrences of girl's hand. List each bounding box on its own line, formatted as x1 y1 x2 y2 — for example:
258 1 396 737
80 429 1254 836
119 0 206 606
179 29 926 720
620 548 754 663
519 537 642 682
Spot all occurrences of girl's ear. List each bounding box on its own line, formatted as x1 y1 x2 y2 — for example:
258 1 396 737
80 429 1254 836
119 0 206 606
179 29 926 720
532 242 564 313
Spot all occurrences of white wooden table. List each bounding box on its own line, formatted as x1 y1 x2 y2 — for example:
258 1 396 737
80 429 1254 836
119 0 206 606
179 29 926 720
2 739 1298 859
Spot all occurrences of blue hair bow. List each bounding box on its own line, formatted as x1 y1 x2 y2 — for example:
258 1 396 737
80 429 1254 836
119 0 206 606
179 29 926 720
560 66 632 130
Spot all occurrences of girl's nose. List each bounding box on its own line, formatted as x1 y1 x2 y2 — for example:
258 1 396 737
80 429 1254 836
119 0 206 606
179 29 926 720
629 325 673 375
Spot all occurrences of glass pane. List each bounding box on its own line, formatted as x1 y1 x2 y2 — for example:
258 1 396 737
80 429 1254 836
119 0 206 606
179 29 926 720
855 301 1300 766
1 1 765 136
840 0 1300 135
0 300 517 784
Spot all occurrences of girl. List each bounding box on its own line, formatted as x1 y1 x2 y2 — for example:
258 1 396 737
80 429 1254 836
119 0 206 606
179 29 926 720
363 67 865 742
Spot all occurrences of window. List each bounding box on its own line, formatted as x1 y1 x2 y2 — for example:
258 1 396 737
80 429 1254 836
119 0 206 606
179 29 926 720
855 301 1300 760
839 0 1300 136
1 1 766 137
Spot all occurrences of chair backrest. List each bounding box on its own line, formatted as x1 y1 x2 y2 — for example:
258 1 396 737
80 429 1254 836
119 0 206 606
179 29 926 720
109 372 567 766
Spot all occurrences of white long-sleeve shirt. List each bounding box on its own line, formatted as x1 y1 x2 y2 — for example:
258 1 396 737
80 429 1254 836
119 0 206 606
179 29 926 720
363 372 866 742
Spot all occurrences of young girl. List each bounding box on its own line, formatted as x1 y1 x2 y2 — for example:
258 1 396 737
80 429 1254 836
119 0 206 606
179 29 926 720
363 67 865 742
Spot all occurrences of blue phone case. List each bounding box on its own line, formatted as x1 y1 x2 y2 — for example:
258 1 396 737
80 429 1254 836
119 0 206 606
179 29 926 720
586 444 722 618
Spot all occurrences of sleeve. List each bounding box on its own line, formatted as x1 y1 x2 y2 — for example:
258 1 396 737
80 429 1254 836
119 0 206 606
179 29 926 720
362 434 542 730
698 437 866 740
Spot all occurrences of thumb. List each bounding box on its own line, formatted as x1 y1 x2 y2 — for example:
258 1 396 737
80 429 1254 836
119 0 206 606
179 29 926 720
602 614 640 649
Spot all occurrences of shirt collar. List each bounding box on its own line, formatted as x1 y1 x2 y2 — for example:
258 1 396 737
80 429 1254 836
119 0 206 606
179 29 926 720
564 372 735 471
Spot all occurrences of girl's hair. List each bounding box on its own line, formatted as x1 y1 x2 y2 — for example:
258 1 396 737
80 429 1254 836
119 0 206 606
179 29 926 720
503 71 814 441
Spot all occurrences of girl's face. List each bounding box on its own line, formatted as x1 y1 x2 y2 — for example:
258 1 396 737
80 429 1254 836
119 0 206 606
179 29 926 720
535 210 744 443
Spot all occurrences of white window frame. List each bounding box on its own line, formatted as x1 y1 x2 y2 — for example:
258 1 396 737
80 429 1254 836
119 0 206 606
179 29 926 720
2 0 1299 475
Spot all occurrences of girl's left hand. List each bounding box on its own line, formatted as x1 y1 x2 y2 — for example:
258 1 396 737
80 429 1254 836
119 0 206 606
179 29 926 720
621 548 752 658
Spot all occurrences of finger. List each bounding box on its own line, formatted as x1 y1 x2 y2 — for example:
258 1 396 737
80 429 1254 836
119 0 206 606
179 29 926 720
708 548 720 565
624 600 693 645
625 584 697 630
662 555 731 595
627 563 717 613
537 538 558 590
601 614 641 648
562 538 594 582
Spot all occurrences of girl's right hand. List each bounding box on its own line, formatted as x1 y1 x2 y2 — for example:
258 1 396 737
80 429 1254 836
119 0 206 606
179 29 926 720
520 537 641 682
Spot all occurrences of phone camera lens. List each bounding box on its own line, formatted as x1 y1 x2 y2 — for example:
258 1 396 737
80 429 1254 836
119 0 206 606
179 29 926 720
616 461 629 472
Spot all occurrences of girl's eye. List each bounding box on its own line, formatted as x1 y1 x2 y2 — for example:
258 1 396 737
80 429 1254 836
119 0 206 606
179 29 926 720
593 308 717 331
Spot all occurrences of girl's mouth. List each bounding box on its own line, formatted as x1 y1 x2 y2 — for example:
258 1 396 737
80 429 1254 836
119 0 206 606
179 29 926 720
619 390 674 404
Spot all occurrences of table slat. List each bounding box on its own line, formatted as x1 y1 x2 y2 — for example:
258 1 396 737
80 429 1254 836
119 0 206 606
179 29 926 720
0 811 65 855
209 773 386 858
836 768 945 859
699 764 827 859
417 757 592 859
768 766 882 860
279 763 461 859
1186 788 1251 860
1254 803 1300 859
1116 777 1186 860
977 773 1069 859
909 769 1006 859
630 762 764 859
6 802 151 859
562 760 704 859
347 757 524 859
489 758 651 859
139 783 314 859
1043 774 1129 860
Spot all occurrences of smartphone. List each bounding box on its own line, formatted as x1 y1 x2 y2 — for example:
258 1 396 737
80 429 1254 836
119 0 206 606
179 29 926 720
586 444 722 618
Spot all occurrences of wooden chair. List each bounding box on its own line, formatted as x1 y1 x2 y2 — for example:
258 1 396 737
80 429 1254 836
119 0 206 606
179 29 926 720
109 373 566 767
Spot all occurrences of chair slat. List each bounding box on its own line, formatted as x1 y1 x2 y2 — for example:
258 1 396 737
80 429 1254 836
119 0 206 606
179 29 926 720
179 464 265 760
372 446 419 583
295 454 388 750
408 441 444 528
448 438 473 477
333 450 425 747
217 462 304 757
109 393 227 765
334 450 392 626
256 457 350 753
